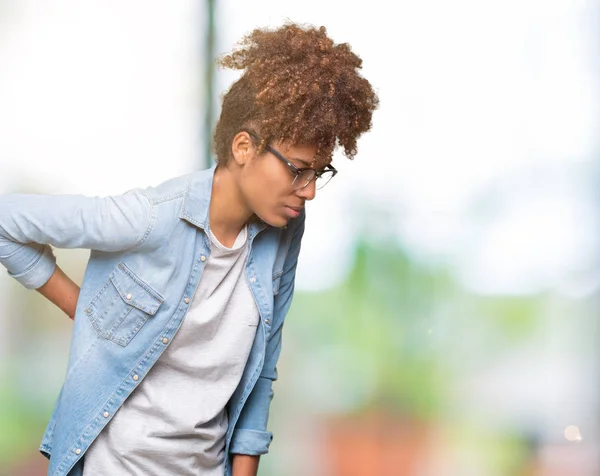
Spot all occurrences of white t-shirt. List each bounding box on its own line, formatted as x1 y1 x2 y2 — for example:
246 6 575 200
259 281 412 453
83 225 259 475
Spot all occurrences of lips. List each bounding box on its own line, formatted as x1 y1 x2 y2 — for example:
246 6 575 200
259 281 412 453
284 206 302 218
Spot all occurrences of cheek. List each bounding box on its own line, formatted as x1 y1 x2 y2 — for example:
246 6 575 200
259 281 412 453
242 166 285 209
242 167 295 226
262 163 288 187
251 163 290 196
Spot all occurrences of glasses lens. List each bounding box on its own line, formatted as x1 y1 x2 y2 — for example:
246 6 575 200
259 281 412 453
293 170 316 190
316 170 334 189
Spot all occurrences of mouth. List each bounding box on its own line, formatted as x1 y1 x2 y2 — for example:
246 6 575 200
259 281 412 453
284 206 302 218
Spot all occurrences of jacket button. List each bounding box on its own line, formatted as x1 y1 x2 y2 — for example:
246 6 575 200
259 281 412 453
249 276 256 283
184 297 190 304
133 375 139 381
162 337 169 344
126 293 132 300
103 412 109 418
201 255 206 262
75 448 82 455
265 319 270 325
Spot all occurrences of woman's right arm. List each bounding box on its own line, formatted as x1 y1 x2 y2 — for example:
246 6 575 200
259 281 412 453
0 188 153 291
36 265 81 320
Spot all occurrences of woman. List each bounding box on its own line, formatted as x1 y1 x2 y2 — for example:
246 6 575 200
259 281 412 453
0 22 378 476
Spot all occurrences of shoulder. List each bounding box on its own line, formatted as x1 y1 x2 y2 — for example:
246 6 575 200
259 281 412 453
138 166 215 209
137 173 193 206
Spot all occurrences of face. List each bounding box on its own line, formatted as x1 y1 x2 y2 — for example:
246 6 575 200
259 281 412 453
231 131 323 228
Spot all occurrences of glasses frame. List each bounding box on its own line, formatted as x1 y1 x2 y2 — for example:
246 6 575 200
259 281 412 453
242 129 338 190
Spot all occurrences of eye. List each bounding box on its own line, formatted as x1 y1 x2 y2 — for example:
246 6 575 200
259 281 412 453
292 160 310 169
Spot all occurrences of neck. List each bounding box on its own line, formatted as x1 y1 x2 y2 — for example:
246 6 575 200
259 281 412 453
209 164 253 247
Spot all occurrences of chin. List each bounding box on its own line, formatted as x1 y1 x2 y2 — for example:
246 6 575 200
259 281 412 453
255 211 289 229
266 216 289 228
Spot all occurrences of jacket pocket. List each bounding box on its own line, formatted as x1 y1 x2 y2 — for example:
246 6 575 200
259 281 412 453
84 262 164 346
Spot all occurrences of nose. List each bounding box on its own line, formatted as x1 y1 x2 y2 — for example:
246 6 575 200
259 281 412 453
296 178 317 201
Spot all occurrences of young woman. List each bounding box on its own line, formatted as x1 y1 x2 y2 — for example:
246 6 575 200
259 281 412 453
0 23 378 476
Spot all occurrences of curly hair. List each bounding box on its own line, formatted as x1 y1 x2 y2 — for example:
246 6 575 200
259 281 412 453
213 22 379 165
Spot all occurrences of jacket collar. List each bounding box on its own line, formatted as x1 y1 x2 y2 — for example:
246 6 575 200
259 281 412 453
179 163 268 238
179 164 216 230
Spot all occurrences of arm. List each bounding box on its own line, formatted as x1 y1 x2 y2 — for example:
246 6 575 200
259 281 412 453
0 189 152 290
36 265 81 320
230 211 306 456
232 454 260 476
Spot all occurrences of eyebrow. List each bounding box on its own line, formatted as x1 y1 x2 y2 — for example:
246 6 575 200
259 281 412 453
289 157 314 168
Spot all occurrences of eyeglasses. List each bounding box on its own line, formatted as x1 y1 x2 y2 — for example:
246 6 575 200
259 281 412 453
243 130 338 191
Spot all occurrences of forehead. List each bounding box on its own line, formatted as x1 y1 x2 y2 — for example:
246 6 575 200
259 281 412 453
276 141 331 169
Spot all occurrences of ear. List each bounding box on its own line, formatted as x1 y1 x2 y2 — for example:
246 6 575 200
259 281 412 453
231 131 254 166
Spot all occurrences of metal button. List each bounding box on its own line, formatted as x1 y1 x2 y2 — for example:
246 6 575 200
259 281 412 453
184 297 190 304
126 293 132 300
133 375 139 381
201 255 206 262
84 308 91 314
103 412 109 418
75 448 82 455
249 276 256 283
162 337 169 344
265 319 270 325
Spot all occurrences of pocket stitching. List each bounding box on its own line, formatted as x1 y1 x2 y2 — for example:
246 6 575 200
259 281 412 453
109 264 163 315
84 262 164 346
116 262 164 304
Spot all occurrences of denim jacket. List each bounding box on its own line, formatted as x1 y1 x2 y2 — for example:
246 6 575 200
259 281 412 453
0 165 305 476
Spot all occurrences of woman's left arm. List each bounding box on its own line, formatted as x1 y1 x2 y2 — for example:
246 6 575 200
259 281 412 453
229 210 306 457
232 454 260 476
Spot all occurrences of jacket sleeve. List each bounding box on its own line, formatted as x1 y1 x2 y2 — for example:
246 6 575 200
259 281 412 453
229 210 305 455
0 188 153 290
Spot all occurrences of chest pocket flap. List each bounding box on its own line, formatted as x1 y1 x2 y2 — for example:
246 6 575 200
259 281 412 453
85 262 164 346
111 263 163 315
